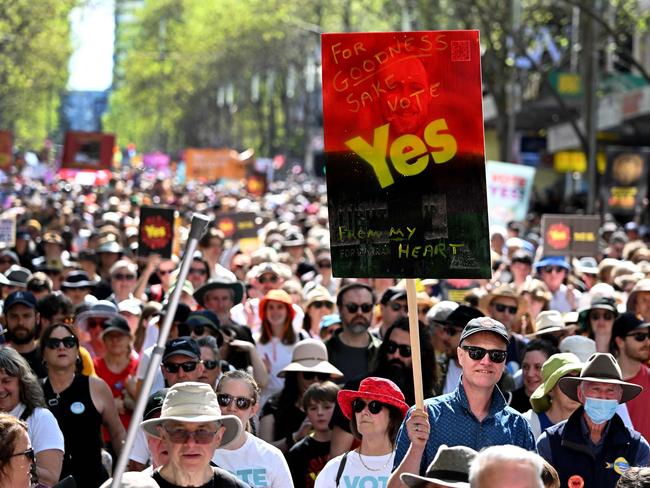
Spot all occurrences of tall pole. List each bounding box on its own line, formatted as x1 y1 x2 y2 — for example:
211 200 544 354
584 0 600 214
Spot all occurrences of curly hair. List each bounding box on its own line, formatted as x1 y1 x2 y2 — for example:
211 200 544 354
0 348 46 418
0 413 28 481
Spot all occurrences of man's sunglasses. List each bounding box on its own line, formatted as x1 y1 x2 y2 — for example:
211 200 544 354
389 302 408 312
189 268 208 276
45 336 78 349
386 340 412 357
627 331 650 342
344 303 373 314
258 275 278 284
461 345 507 363
311 301 333 309
11 447 37 483
590 311 614 321
352 399 386 415
542 266 565 274
301 371 330 381
163 425 219 444
217 393 255 410
493 303 518 315
163 361 199 373
203 359 220 370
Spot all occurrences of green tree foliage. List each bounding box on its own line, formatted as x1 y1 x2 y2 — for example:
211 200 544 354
0 0 77 149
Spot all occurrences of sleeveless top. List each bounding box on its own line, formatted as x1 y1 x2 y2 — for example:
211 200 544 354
43 374 108 487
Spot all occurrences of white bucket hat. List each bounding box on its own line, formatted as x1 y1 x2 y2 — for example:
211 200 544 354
278 339 343 378
140 382 242 448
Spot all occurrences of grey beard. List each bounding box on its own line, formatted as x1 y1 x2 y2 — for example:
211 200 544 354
348 323 368 335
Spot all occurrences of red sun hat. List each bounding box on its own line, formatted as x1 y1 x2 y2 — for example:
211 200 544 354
259 289 296 322
338 377 409 420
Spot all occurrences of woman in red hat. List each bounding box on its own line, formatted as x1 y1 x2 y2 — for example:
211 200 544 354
315 377 409 487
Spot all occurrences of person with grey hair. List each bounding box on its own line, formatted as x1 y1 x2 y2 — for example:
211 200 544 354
616 467 650 487
0 347 64 486
468 445 544 488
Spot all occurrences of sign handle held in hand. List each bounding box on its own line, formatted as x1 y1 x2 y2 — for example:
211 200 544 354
406 278 424 410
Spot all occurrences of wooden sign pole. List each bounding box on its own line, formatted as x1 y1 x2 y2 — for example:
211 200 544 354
405 278 424 410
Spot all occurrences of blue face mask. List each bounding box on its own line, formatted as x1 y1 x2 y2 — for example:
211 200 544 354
584 397 619 424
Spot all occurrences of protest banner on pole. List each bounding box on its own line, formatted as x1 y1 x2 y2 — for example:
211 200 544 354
322 31 489 410
61 131 115 171
486 161 536 228
541 214 600 257
138 206 176 259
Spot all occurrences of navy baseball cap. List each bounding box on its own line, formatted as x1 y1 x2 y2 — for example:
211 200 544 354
612 313 650 339
460 317 510 345
101 315 131 338
162 336 200 362
4 291 37 311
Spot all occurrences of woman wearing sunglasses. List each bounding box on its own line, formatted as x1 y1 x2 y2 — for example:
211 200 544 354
140 381 248 488
577 295 619 353
302 286 336 339
260 339 343 452
213 370 293 487
315 377 408 487
0 413 36 488
40 323 125 488
0 348 63 486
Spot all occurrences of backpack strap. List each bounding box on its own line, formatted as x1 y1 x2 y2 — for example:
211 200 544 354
335 451 350 487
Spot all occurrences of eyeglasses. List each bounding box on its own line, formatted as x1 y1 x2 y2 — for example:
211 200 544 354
493 303 518 315
203 359 220 370
189 268 208 276
45 336 78 349
389 302 408 312
542 266 565 274
258 274 279 284
627 332 650 342
87 318 106 329
217 393 255 410
443 326 462 336
386 340 412 357
590 311 614 321
352 399 385 415
11 447 35 462
344 303 373 314
113 273 136 281
317 261 332 268
461 345 507 363
163 425 219 444
311 301 333 309
163 361 199 373
301 372 330 381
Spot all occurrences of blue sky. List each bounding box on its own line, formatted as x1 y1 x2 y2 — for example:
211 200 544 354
68 0 115 91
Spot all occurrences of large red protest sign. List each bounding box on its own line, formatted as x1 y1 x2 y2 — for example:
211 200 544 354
321 31 490 278
61 131 115 170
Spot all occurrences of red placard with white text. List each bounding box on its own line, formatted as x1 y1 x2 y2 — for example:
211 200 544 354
321 31 490 278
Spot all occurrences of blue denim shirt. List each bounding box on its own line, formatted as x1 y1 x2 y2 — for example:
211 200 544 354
392 382 536 475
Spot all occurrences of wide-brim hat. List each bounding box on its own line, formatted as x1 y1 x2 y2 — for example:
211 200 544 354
534 256 570 273
304 285 334 309
140 382 242 448
259 289 296 322
338 377 409 420
478 283 524 314
577 295 619 329
529 353 583 413
193 277 245 306
559 353 642 403
75 300 119 332
61 270 96 289
4 265 31 287
528 310 572 338
278 339 343 378
401 444 477 487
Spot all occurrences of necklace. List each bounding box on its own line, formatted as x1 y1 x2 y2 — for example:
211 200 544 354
356 447 394 472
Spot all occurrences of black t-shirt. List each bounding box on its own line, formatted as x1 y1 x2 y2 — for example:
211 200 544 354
20 346 47 379
152 467 248 488
286 435 331 488
509 386 531 413
261 394 305 441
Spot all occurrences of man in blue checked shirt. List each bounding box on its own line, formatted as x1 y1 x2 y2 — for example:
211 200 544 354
387 316 536 488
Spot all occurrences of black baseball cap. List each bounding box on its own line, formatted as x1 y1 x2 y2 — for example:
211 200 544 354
101 315 131 338
443 305 484 328
143 388 169 421
460 317 510 345
162 336 200 362
4 291 37 311
612 313 650 339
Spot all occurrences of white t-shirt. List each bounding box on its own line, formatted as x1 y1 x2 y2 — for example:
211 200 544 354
136 345 166 395
443 359 462 395
129 427 151 466
213 432 293 488
315 450 394 488
10 403 64 455
256 337 295 408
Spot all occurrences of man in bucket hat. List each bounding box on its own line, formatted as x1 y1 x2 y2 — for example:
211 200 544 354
400 444 477 487
537 353 650 488
388 317 535 487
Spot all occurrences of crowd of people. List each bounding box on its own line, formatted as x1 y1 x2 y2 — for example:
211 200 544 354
1 172 650 487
